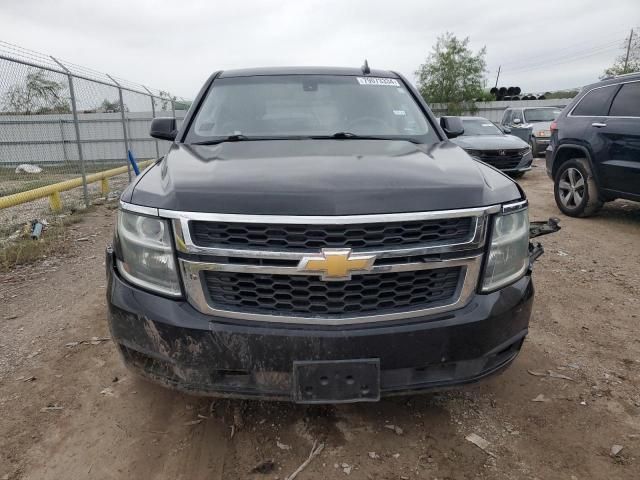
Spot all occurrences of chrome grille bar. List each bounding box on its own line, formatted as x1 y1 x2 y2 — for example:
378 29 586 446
180 256 483 325
118 202 505 325
167 206 498 259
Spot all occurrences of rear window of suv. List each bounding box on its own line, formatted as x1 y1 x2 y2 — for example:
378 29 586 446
571 84 618 116
609 81 640 117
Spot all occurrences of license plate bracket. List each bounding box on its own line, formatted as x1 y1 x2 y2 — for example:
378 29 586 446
293 359 380 404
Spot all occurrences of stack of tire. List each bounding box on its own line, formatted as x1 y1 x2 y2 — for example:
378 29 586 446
489 87 548 101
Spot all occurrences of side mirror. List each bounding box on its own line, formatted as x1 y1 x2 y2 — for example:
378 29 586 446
502 126 512 134
150 117 177 141
512 118 522 126
440 116 464 139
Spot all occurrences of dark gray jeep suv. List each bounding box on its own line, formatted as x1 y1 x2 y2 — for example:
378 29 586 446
546 72 640 217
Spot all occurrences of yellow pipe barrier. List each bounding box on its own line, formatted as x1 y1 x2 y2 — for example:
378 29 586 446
0 160 153 211
50 191 62 212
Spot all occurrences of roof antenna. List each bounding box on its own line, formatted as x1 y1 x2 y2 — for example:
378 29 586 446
361 59 370 75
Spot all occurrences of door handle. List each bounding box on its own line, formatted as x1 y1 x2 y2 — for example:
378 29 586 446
591 122 607 128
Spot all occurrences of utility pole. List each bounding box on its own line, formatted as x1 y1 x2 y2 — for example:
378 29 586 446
624 29 633 73
494 66 501 89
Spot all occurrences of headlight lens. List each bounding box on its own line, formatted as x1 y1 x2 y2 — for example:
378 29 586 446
116 210 181 296
482 208 529 291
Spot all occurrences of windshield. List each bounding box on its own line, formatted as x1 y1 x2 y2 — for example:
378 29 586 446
523 108 561 122
187 75 437 143
461 118 502 136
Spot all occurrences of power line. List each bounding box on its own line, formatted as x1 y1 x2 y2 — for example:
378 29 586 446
492 38 623 75
496 35 624 69
623 28 634 71
503 44 619 75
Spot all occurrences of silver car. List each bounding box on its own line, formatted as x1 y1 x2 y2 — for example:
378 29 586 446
499 107 562 156
448 116 533 178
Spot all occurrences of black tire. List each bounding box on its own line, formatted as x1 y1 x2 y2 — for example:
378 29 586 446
553 158 603 217
529 137 538 157
510 171 525 179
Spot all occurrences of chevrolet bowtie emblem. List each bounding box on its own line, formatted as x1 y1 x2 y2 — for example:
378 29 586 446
298 248 376 281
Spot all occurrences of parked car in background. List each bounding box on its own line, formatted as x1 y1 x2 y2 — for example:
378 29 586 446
546 72 640 217
448 116 533 178
501 106 562 156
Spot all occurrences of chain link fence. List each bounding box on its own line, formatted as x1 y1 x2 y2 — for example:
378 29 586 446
0 41 189 243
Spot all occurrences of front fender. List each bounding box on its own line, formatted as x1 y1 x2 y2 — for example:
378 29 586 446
551 143 598 182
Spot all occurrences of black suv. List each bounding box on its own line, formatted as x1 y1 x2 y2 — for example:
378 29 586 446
106 67 551 403
546 72 640 217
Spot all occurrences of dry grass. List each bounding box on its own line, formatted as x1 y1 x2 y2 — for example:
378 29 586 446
0 210 89 272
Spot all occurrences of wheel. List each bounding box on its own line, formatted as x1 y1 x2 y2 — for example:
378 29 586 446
510 171 525 179
554 158 603 217
529 137 538 157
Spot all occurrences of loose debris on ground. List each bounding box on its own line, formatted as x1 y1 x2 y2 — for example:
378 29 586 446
286 440 324 480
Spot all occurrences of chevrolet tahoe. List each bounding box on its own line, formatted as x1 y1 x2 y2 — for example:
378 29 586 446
106 66 546 404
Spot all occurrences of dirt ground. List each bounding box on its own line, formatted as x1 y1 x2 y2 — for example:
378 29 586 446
1 158 639 480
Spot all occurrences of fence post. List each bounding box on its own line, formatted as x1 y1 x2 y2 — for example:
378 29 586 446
142 86 160 160
171 98 176 118
50 56 89 207
58 119 67 165
107 75 132 182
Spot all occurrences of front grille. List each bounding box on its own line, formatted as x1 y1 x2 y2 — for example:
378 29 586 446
202 267 462 317
190 217 473 250
477 149 524 170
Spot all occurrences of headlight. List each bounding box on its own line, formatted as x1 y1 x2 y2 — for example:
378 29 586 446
481 207 529 291
535 130 550 137
116 210 181 296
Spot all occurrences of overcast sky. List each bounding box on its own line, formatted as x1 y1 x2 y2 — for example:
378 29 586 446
1 0 638 98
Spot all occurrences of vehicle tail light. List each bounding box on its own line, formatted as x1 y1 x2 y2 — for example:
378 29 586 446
550 121 558 133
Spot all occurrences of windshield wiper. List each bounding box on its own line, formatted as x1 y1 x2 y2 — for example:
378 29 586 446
330 131 362 139
312 132 420 143
194 132 421 145
194 134 250 145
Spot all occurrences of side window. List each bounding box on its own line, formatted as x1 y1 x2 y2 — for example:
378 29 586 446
501 110 512 125
609 81 640 117
571 85 618 116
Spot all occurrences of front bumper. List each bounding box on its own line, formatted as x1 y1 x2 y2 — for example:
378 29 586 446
106 249 533 402
545 147 554 179
477 153 533 174
510 151 534 173
504 165 532 174
533 136 550 154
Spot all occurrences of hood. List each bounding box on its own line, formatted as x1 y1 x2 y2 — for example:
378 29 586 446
127 140 521 215
451 134 528 150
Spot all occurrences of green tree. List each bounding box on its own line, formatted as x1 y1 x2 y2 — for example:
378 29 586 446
603 28 640 77
98 99 125 113
173 99 192 111
1 70 70 114
415 33 487 115
158 90 176 111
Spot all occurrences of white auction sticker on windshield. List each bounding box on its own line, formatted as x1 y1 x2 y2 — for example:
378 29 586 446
357 77 400 86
